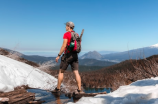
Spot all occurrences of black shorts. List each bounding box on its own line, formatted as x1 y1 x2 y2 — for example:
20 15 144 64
60 52 79 71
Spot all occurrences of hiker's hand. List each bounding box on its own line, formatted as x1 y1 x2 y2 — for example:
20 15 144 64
56 56 60 63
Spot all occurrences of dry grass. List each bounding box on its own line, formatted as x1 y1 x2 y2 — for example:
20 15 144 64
79 55 158 91
38 60 56 73
7 51 22 60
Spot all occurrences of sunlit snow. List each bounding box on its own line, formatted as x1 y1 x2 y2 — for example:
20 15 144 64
0 55 58 92
150 43 158 48
68 77 158 104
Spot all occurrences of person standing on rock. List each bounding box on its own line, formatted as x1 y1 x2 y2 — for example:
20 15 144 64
52 21 84 94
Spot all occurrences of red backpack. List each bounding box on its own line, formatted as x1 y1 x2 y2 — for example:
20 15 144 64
67 32 81 53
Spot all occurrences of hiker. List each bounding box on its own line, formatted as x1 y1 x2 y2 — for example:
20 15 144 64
52 21 83 94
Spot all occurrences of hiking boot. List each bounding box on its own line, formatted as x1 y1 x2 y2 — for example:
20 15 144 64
73 89 85 95
52 87 61 93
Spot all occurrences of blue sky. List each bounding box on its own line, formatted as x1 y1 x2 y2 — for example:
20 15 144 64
0 0 158 56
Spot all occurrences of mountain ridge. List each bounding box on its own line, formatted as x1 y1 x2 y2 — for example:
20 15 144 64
80 43 158 62
0 47 116 67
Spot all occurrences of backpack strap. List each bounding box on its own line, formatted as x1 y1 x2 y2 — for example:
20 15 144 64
71 32 78 41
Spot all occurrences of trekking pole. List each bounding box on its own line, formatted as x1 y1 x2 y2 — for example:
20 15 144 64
80 29 84 41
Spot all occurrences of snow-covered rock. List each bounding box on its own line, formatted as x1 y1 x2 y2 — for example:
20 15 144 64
0 55 57 92
68 77 158 104
150 43 158 48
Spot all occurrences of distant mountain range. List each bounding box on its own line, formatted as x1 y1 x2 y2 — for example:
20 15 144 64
79 44 158 62
1 48 116 67
22 55 116 66
2 43 158 65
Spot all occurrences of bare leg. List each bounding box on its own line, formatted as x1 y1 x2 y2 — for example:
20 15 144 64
57 69 65 89
73 70 81 90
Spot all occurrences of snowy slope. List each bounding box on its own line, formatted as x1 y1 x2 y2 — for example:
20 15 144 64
150 43 158 48
0 55 57 92
68 77 158 104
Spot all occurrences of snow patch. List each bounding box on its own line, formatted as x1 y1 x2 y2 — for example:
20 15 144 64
68 77 158 104
150 43 158 48
0 55 58 92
